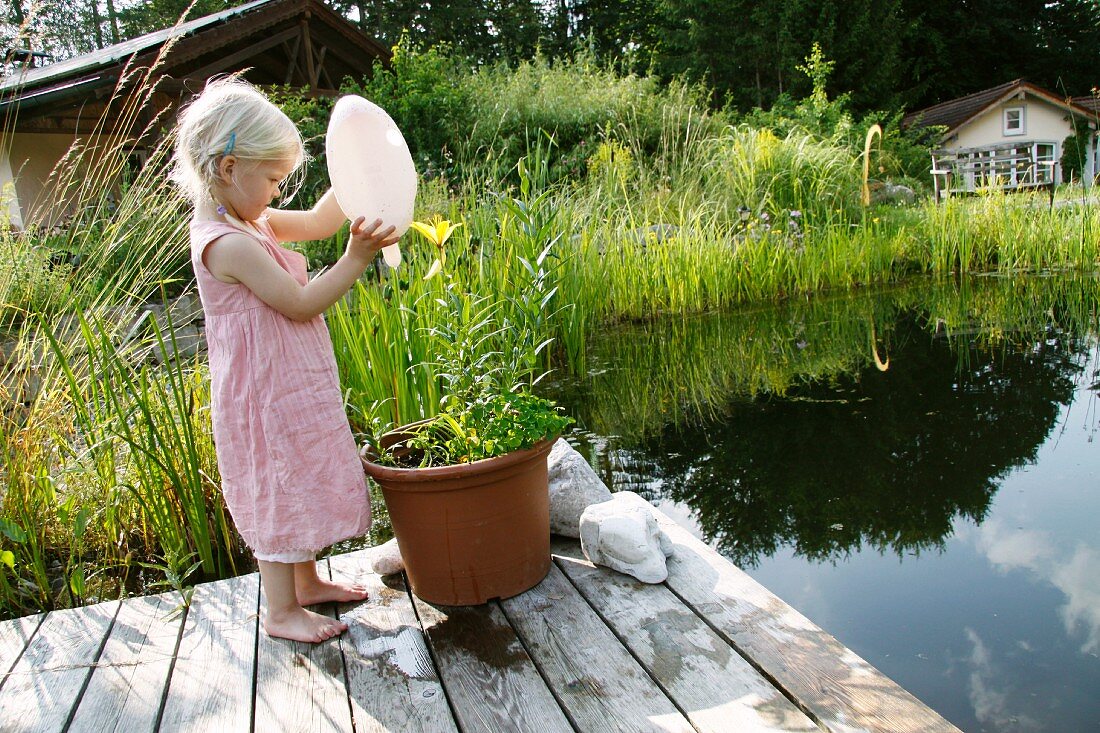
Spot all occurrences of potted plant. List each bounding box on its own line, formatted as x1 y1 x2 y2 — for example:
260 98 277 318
360 221 573 606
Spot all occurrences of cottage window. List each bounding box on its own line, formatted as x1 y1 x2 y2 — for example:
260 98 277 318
1003 107 1025 136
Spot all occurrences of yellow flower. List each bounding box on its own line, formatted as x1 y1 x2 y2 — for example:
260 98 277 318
410 218 463 280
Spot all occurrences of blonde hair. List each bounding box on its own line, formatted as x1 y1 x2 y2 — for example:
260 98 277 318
171 76 307 208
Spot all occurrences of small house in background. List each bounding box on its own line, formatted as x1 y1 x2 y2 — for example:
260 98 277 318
903 79 1098 200
0 0 389 229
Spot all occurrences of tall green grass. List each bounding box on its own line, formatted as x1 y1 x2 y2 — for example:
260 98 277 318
569 276 1100 442
1 45 238 617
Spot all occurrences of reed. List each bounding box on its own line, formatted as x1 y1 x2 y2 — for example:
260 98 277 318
0 38 239 616
568 276 1100 443
911 193 1100 276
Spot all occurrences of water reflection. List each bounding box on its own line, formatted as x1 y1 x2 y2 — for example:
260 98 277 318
964 439 1100 660
559 278 1094 568
550 276 1100 731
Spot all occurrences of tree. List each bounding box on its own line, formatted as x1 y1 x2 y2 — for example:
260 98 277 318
1 0 236 69
896 0 1100 108
561 0 663 70
340 0 545 63
640 0 905 113
116 0 234 40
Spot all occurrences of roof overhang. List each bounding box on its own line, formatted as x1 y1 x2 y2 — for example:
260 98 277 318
0 0 389 134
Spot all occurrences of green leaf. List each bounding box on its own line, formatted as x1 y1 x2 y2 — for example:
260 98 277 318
0 550 14 569
0 519 27 544
69 566 86 598
74 507 91 540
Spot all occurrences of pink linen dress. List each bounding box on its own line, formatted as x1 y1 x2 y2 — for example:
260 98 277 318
190 218 370 563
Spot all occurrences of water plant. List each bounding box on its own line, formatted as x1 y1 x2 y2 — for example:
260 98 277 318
355 215 573 468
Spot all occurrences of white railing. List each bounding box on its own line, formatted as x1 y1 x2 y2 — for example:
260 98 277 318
930 141 1057 201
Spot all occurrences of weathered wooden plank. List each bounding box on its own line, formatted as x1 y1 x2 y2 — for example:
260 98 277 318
654 513 962 733
501 563 694 733
413 595 573 733
329 550 457 733
0 612 44 682
552 539 818 733
67 593 185 733
159 574 260 733
0 601 119 733
253 557 354 733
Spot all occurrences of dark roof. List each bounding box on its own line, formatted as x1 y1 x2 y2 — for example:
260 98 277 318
903 79 1094 133
1 0 271 93
1072 95 1100 115
0 0 389 132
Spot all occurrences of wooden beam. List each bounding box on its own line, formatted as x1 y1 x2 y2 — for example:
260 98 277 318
313 45 327 89
283 34 301 85
186 26 299 82
300 18 316 94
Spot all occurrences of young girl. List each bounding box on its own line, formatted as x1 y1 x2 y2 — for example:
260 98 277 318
172 77 399 643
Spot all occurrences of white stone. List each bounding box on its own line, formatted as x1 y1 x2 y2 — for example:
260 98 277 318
547 439 612 538
369 538 404 575
579 491 673 583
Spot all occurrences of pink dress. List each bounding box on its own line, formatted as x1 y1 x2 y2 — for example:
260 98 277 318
190 218 370 563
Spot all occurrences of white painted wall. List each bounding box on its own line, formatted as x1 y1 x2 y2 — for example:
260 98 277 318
952 94 1071 150
0 132 112 229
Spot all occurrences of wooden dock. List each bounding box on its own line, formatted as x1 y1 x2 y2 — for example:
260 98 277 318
0 511 961 732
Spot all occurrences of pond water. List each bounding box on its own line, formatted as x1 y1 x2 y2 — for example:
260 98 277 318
550 276 1100 733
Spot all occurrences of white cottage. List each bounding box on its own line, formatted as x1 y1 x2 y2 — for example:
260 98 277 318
903 79 1097 199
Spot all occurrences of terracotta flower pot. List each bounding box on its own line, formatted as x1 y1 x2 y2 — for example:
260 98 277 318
362 429 556 605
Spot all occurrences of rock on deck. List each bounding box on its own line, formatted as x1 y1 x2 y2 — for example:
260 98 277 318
0 511 961 732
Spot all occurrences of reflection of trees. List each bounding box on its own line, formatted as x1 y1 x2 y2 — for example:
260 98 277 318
612 315 1085 568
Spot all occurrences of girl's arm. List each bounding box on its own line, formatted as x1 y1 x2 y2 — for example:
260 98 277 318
203 217 398 322
264 189 346 243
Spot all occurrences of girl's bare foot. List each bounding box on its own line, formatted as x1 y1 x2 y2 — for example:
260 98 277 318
296 576 369 606
264 607 348 643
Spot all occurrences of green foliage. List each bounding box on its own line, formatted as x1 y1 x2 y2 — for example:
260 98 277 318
348 42 721 188
6 43 1100 618
0 59 244 617
44 312 241 572
265 87 334 206
14 0 1100 119
864 111 945 187
116 0 233 40
1061 103 1098 184
392 391 572 468
734 46 939 193
0 232 76 329
346 39 476 181
266 88 344 267
335 0 544 63
362 280 572 468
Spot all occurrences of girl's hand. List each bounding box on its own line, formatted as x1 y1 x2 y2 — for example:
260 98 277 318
347 216 399 265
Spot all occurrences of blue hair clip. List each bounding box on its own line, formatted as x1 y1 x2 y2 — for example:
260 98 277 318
223 131 236 156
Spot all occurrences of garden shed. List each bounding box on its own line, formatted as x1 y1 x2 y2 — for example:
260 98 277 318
904 79 1097 200
0 0 389 229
